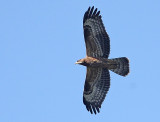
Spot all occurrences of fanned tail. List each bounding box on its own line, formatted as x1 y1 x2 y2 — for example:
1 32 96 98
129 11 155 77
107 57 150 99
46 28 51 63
109 57 129 76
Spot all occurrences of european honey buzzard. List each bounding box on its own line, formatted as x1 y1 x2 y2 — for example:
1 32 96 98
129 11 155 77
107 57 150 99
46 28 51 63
76 6 130 114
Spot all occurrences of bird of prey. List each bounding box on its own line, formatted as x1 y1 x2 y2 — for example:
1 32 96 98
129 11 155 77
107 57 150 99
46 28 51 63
76 6 130 114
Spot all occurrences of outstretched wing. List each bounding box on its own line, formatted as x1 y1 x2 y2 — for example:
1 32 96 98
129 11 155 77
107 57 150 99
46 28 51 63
83 6 110 58
83 67 110 114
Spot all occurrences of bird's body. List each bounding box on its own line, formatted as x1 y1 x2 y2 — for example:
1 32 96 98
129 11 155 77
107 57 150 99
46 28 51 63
76 6 130 114
76 57 117 69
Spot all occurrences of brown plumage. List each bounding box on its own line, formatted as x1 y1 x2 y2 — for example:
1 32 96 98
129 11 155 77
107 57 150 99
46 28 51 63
76 6 130 114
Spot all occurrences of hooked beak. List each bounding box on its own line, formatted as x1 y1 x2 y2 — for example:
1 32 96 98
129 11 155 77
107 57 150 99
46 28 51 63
75 61 82 64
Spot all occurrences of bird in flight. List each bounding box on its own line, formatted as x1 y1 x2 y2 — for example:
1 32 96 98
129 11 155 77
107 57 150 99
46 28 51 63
76 6 130 114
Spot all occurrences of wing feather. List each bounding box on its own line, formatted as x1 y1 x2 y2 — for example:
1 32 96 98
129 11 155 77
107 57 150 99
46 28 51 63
83 6 110 58
83 67 110 114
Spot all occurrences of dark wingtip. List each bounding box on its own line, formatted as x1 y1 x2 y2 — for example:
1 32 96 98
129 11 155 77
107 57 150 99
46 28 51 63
92 105 97 114
88 6 91 12
96 106 100 113
83 97 101 114
93 8 97 16
83 6 101 24
88 105 93 114
96 11 100 16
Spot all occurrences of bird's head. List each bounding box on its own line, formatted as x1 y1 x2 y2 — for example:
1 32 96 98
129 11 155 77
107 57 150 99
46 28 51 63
75 59 88 66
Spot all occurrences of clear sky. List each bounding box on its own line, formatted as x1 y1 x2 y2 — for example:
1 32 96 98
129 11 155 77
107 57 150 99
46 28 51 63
0 0 160 122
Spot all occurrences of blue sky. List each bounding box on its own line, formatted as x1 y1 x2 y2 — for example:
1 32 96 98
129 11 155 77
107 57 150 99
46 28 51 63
0 0 160 121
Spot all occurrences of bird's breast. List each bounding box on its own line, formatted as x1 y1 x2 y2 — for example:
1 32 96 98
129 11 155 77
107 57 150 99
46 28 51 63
85 58 106 68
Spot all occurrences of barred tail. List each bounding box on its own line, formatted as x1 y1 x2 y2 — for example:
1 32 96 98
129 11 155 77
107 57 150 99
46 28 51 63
109 57 129 76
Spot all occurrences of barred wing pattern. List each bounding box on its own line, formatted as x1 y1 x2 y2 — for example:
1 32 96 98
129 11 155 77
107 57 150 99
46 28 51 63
83 67 110 114
83 6 110 58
